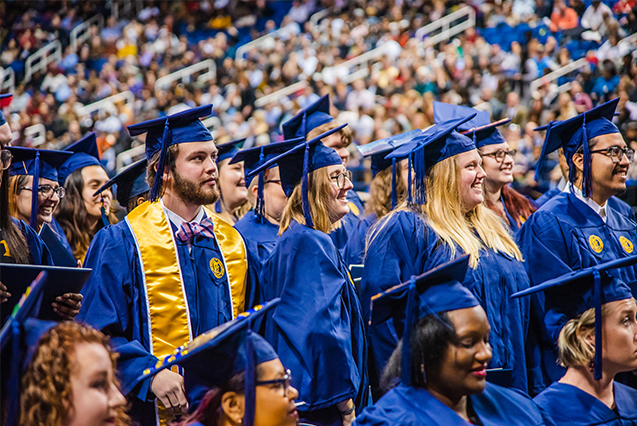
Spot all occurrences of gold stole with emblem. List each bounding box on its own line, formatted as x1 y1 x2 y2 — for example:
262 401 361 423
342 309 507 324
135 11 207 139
126 201 247 424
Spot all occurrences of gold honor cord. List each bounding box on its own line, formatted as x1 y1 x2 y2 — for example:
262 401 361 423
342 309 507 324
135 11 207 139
128 201 191 425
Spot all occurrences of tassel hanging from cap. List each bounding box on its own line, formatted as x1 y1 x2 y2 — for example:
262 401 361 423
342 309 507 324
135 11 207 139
581 117 594 198
413 144 427 206
391 158 397 209
256 148 266 223
99 193 110 227
30 152 41 229
243 329 256 426
150 119 172 202
301 143 314 228
407 155 413 207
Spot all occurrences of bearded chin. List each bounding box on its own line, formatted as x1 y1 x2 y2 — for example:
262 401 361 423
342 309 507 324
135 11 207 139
173 173 219 205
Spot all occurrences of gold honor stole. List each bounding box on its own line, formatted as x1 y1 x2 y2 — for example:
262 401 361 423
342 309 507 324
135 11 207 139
126 201 247 423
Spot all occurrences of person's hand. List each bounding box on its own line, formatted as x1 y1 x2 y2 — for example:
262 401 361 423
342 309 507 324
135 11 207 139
52 293 83 320
0 282 11 303
151 369 189 415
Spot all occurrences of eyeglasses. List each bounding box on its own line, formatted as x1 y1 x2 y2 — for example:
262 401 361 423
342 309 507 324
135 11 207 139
330 170 353 188
264 179 281 185
256 369 292 393
19 185 66 199
1 149 12 170
590 146 634 163
480 149 517 163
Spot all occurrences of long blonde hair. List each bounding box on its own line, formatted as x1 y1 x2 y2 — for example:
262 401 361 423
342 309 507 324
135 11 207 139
365 162 407 219
279 167 335 235
368 154 522 268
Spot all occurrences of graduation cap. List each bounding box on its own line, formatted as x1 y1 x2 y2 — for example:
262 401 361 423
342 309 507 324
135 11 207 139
7 147 73 229
217 138 246 163
0 93 12 126
137 299 281 425
433 102 510 148
229 137 305 221
93 159 149 208
246 124 346 228
128 105 214 202
0 271 56 426
58 133 102 185
370 255 476 386
385 114 477 206
534 98 620 198
511 255 637 380
357 129 423 209
281 94 333 140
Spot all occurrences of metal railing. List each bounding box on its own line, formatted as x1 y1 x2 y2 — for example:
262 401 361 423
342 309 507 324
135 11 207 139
255 81 308 108
236 28 285 61
529 58 588 93
25 40 62 82
309 7 333 26
415 6 475 45
116 144 145 172
154 60 217 90
24 124 46 147
1 67 15 94
109 0 143 21
76 90 135 119
70 14 105 54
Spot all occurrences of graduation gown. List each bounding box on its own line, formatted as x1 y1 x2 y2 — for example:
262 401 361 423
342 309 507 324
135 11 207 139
1 218 53 265
361 210 531 394
354 383 555 426
77 208 247 425
259 220 369 425
534 382 637 425
330 190 365 254
343 213 377 266
48 217 74 259
234 210 279 308
536 189 635 222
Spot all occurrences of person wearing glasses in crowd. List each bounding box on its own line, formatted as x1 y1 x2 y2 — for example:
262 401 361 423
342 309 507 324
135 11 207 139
55 133 117 265
362 115 533 398
251 125 368 426
433 103 538 234
519 99 637 385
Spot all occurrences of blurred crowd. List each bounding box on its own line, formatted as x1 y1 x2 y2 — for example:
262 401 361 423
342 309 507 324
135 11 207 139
2 0 637 194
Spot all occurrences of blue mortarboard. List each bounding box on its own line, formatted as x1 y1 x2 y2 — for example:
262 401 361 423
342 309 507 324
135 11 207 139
433 102 510 148
0 271 56 426
127 105 214 201
534 98 620 198
512 255 637 380
138 299 280 425
93 159 149 208
358 129 423 209
282 94 333 140
386 114 477 206
229 137 305 221
58 133 102 185
247 124 346 228
0 93 12 126
217 138 246 163
370 255 477 386
7 147 73 229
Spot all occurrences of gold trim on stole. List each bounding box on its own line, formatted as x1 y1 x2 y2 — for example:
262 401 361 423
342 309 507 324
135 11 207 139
204 210 248 317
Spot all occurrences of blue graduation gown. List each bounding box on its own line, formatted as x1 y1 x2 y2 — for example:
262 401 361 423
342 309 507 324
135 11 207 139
536 188 635 222
354 383 556 426
234 210 279 308
8 218 53 265
343 213 377 266
534 382 637 425
361 210 531 394
77 216 237 425
48 217 74 259
329 190 365 254
259 220 369 425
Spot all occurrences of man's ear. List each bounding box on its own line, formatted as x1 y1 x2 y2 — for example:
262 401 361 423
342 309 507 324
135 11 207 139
221 391 245 425
572 152 584 174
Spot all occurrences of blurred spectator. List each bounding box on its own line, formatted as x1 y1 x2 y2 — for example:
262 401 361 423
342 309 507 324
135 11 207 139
581 0 613 31
550 0 579 32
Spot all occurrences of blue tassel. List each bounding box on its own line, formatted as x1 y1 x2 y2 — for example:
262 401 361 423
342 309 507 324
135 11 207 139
391 158 397 209
150 119 172 201
215 200 222 213
413 145 427 206
244 329 256 426
99 193 110 227
593 269 602 380
8 321 20 426
30 152 40 229
302 143 314 228
256 148 265 223
581 118 593 198
401 280 417 386
407 155 413 207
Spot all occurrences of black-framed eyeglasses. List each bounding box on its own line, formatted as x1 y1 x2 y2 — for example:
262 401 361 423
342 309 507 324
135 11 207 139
1 149 12 171
19 185 66 199
330 170 353 189
480 149 517 163
256 369 292 393
590 146 634 163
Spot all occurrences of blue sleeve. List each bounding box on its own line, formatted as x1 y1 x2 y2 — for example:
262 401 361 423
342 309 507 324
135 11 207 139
263 230 361 410
77 225 157 400
17 219 53 266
